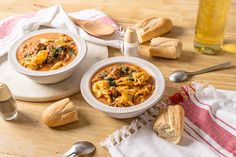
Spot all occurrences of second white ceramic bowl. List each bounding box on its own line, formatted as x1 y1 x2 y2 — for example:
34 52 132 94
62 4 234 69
8 29 87 84
80 56 165 119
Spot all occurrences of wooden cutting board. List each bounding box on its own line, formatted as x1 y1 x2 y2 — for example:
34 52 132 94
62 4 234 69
0 42 108 102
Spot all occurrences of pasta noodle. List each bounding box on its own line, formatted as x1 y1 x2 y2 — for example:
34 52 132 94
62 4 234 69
91 64 155 107
132 72 150 85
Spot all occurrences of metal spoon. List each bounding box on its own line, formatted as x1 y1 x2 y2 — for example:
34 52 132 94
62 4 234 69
169 61 231 82
61 141 95 157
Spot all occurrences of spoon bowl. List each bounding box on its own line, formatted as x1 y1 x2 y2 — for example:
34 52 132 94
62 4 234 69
61 141 95 157
169 70 189 82
75 19 115 37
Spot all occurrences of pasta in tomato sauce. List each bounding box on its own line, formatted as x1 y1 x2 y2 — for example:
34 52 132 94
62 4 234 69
91 63 155 107
17 33 77 71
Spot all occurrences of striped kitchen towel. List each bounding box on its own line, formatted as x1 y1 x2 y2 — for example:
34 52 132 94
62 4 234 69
0 5 124 58
101 81 236 157
169 81 236 157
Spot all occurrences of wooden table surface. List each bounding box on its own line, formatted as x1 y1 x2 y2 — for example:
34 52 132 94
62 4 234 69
0 0 236 157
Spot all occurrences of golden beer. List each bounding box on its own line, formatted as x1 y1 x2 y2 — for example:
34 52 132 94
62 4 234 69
194 0 230 55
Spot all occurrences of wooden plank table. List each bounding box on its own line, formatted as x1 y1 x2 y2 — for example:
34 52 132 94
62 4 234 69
0 0 236 156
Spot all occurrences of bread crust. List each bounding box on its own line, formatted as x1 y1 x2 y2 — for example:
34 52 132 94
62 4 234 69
42 98 78 127
149 37 183 59
133 17 173 43
153 105 184 144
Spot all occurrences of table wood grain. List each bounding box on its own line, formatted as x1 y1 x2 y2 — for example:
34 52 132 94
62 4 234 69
0 0 236 156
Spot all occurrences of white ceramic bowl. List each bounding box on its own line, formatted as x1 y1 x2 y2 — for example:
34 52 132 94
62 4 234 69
8 29 87 84
80 56 165 119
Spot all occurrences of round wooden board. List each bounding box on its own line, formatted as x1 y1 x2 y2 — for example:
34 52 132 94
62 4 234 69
0 42 108 102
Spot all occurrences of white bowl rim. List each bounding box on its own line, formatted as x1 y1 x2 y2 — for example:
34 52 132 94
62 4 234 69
80 56 165 113
8 28 87 77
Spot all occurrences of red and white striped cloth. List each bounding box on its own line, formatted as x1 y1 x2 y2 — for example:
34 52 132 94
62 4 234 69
101 81 236 157
0 5 123 58
169 81 236 157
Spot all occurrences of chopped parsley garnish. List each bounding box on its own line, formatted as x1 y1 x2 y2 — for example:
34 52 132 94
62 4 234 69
69 49 75 56
122 67 129 74
52 47 61 58
23 52 32 59
106 77 116 86
99 72 108 79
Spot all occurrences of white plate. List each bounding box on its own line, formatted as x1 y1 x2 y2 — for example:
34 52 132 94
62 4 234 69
80 56 165 119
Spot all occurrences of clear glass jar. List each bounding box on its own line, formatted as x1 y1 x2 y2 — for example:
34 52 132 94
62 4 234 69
0 83 18 120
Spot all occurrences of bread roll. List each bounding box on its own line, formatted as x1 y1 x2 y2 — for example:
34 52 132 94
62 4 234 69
153 105 184 144
149 37 183 59
133 17 173 43
42 98 78 127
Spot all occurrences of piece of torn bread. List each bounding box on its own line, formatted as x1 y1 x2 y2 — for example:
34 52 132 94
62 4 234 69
42 98 78 127
149 37 183 59
133 17 173 43
153 105 184 144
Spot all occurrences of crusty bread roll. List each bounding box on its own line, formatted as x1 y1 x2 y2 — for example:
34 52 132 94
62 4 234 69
149 37 183 59
42 98 78 127
153 105 184 144
133 17 173 43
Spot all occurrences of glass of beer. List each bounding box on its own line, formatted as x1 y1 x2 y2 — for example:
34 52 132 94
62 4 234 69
194 0 231 55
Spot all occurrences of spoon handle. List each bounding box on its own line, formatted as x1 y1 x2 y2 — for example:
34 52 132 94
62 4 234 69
60 149 76 157
68 154 77 157
189 61 231 76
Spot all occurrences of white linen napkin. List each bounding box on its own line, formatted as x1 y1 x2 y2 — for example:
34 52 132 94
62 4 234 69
101 81 236 157
0 5 124 58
